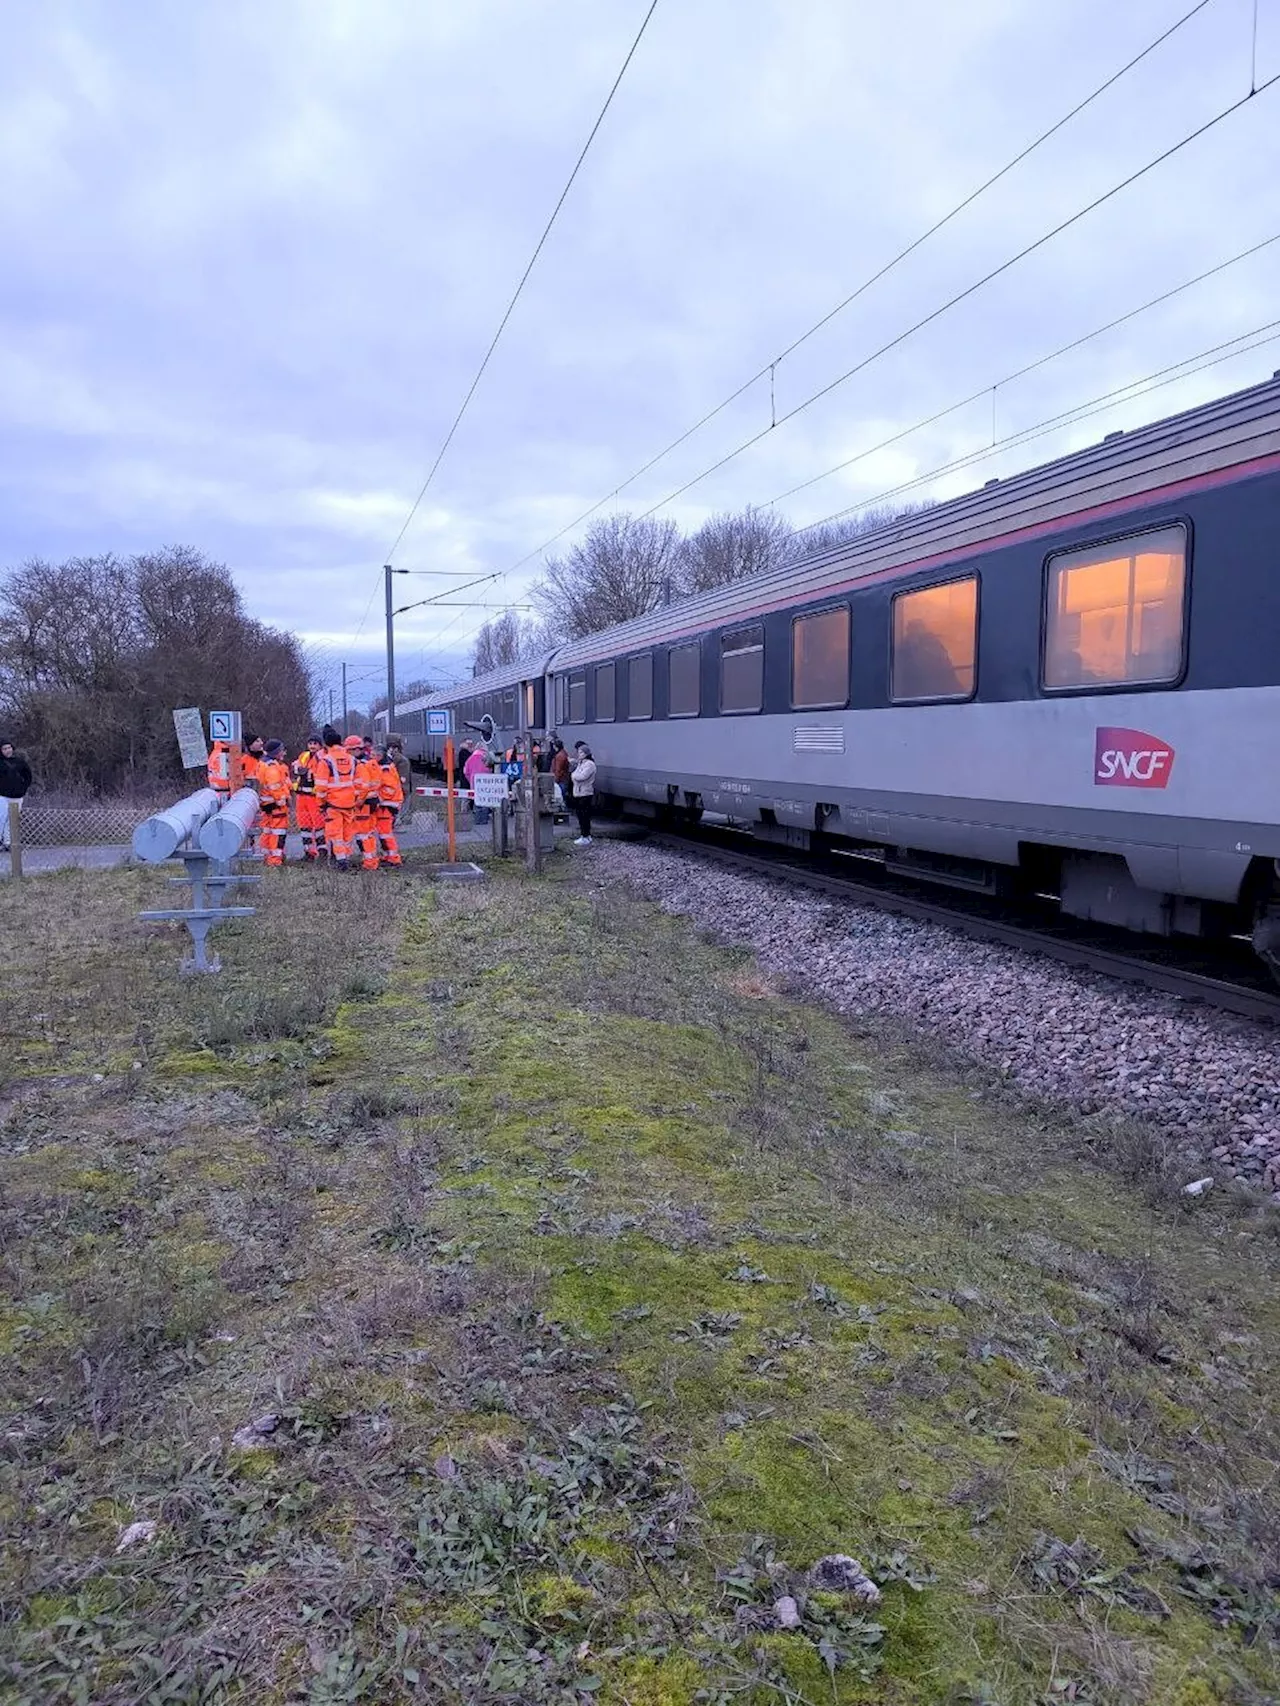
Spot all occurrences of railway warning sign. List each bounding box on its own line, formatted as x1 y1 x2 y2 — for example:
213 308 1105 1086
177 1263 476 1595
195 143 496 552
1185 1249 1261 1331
1094 727 1174 789
471 773 510 810
427 709 453 736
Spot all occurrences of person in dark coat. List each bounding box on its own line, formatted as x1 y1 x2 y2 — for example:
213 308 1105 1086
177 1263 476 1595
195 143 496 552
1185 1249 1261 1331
0 738 33 851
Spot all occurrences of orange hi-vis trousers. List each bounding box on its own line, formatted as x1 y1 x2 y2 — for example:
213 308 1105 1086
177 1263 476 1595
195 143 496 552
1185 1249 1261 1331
353 804 381 871
324 806 355 864
295 792 324 859
258 804 288 867
376 806 402 866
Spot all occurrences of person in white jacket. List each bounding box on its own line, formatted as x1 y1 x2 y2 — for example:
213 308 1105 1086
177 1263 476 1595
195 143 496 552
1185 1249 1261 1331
570 743 596 845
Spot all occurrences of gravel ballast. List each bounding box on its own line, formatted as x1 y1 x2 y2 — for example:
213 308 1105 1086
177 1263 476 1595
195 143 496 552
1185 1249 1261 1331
588 839 1280 1197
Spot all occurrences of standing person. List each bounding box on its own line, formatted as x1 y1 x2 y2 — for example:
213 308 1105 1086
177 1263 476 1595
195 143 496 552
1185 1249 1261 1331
314 725 358 869
375 747 404 867
241 735 265 782
0 737 32 852
550 738 571 819
207 737 232 798
254 741 292 867
570 743 596 846
352 737 383 872
463 743 493 826
292 735 326 862
386 739 414 828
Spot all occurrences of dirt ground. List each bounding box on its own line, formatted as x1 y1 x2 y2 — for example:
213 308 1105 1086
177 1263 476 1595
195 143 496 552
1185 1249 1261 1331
1 853 1277 1705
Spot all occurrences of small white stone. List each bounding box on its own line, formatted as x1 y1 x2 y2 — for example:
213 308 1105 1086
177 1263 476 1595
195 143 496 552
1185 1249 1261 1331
115 1520 157 1553
773 1595 802 1630
1182 1177 1214 1196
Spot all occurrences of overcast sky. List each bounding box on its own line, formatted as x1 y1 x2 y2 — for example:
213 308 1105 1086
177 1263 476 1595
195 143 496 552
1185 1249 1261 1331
2 0 1277 706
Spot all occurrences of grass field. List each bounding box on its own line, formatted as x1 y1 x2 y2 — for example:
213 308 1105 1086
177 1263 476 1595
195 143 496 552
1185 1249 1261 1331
1 854 1277 1704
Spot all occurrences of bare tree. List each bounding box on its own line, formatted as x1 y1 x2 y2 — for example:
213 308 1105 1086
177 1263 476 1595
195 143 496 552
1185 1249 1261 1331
787 500 936 563
533 514 684 640
368 677 434 717
0 547 313 792
681 506 794 593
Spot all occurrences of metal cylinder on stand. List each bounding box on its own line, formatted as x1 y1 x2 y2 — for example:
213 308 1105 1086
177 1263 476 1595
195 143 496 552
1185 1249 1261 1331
132 787 223 864
197 787 260 861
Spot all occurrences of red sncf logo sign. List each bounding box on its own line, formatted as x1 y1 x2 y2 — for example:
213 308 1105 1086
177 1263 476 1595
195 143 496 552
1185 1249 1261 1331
1094 727 1174 789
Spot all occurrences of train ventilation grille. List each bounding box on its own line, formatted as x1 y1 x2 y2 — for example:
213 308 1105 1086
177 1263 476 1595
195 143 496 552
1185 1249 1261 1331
793 725 845 754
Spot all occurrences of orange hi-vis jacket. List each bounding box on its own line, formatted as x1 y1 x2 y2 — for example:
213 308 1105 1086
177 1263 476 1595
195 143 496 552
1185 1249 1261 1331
254 759 291 810
241 751 261 784
376 759 404 809
314 745 357 810
293 750 318 793
207 741 232 794
354 755 382 811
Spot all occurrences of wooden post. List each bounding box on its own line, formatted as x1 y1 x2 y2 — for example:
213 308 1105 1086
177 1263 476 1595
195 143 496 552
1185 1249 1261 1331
444 735 457 864
228 740 243 792
6 801 22 878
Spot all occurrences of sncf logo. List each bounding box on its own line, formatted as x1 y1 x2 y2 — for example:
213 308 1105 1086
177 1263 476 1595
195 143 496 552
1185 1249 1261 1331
1094 727 1175 789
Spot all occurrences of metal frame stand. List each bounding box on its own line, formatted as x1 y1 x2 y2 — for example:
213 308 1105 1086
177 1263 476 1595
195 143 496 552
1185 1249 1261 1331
139 850 258 973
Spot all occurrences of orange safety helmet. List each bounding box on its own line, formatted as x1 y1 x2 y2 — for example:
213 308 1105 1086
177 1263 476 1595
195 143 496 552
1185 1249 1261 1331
343 734 364 749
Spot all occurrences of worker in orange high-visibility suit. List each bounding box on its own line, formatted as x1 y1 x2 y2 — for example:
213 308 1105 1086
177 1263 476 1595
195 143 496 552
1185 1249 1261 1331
374 747 404 867
352 738 383 872
292 734 326 861
254 741 292 866
314 728 359 869
207 740 232 797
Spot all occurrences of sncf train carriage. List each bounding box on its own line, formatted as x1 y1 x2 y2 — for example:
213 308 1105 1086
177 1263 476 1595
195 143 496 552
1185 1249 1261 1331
422 376 1280 973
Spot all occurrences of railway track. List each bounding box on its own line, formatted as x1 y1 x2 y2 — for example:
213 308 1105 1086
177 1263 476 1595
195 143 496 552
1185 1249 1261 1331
639 823 1280 1027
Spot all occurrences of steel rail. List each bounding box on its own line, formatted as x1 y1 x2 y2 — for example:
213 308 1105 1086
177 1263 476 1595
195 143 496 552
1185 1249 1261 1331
641 826 1280 1027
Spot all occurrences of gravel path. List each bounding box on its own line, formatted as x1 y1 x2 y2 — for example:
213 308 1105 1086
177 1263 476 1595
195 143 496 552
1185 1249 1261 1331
589 839 1280 1198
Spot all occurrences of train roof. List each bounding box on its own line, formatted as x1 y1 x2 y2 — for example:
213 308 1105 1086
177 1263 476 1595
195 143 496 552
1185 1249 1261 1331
548 372 1280 669
423 648 559 707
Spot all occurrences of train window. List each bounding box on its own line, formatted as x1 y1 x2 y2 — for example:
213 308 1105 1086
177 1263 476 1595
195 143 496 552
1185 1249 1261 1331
628 654 653 720
792 605 851 709
596 662 616 721
503 688 516 726
891 577 977 701
1043 524 1186 690
669 641 700 716
720 625 764 713
568 670 586 722
523 683 534 728
553 676 566 724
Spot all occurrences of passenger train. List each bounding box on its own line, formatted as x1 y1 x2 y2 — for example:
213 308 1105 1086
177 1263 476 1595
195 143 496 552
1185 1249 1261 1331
389 376 1280 975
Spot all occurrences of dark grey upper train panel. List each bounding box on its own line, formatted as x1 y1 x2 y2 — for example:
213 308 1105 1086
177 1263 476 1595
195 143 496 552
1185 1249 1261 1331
548 374 1280 670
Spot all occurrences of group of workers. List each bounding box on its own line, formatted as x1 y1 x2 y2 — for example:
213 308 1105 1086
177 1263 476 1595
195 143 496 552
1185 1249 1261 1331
206 726 409 871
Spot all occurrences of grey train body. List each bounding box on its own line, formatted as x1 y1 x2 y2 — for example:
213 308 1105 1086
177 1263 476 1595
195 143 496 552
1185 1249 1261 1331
396 376 1280 966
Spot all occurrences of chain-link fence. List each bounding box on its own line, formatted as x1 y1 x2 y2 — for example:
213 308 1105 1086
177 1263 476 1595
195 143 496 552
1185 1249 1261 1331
1 786 492 876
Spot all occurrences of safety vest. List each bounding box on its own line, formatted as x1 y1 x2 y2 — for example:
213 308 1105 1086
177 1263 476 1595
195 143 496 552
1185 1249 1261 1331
354 755 382 809
208 742 231 794
293 750 319 793
315 746 357 809
377 759 404 808
255 759 291 809
242 752 261 783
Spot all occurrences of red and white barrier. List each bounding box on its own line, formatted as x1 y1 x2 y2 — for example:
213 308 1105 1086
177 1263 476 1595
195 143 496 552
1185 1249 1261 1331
414 785 474 800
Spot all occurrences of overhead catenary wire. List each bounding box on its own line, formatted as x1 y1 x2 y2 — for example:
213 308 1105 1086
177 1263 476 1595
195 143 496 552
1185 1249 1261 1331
791 317 1280 541
496 0 1222 577
343 0 659 651
381 0 660 566
629 70 1280 526
762 227 1280 510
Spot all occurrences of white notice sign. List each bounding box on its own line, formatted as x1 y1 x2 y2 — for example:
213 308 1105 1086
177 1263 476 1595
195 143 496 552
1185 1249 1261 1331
173 707 208 769
471 773 510 809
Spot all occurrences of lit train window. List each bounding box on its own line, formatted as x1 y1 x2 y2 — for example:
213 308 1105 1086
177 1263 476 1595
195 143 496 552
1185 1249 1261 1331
1043 525 1186 690
568 670 586 722
669 642 700 716
792 605 850 709
891 576 977 702
596 663 615 721
554 676 566 724
720 625 764 713
628 654 653 720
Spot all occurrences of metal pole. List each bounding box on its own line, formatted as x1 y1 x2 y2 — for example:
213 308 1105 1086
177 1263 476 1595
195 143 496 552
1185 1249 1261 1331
524 732 541 876
329 689 335 724
385 563 396 740
444 735 457 864
342 661 348 735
